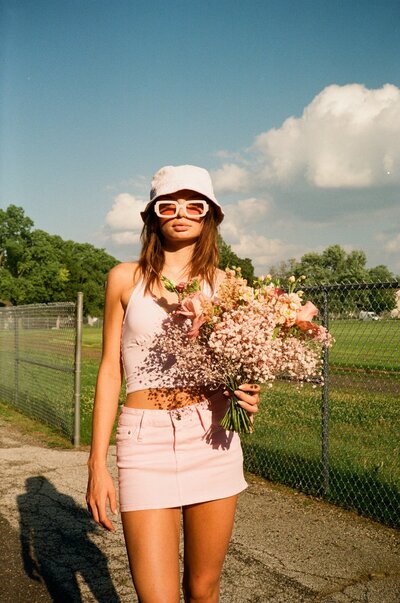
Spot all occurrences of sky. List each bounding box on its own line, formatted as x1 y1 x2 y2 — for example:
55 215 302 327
1 0 400 275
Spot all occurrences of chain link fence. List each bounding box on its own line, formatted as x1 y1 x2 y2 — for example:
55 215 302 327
0 297 83 443
242 281 400 528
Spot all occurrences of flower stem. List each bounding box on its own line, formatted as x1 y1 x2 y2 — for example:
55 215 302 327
220 392 253 434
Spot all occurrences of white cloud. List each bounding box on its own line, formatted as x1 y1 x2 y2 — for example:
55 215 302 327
109 231 141 246
215 83 400 192
219 198 299 272
99 193 146 249
220 196 271 247
384 234 400 253
212 163 249 192
105 193 145 232
224 197 269 227
229 233 299 273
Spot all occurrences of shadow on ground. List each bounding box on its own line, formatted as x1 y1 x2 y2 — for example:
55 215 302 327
17 476 120 603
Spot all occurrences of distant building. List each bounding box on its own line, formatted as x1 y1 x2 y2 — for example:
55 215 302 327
390 290 400 318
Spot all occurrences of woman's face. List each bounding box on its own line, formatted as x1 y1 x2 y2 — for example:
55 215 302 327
155 189 207 244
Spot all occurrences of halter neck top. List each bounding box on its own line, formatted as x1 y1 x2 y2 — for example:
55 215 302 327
121 277 214 393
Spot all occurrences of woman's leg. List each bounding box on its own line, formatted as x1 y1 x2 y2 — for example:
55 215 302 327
182 495 238 603
122 508 181 603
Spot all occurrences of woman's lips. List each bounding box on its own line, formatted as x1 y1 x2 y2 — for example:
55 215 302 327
173 224 190 231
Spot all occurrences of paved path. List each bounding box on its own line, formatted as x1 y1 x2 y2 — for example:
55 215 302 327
0 417 399 602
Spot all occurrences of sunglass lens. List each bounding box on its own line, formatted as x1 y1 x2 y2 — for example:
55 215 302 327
186 202 206 216
157 202 177 216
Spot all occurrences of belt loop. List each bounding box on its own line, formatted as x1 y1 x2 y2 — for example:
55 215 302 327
137 411 146 442
169 412 177 451
196 405 207 433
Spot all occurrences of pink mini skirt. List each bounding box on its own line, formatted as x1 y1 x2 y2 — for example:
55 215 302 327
116 392 248 511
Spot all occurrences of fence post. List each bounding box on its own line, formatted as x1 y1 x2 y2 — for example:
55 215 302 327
73 292 83 447
14 309 19 408
321 288 330 495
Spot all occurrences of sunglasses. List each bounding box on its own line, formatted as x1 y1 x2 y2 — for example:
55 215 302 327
154 199 209 219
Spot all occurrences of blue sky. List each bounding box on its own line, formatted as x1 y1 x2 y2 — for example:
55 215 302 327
1 0 400 274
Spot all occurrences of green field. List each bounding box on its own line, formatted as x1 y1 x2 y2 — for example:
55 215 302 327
329 319 400 372
0 327 77 438
1 320 399 527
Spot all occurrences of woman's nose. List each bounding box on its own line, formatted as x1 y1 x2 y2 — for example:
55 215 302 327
176 203 185 217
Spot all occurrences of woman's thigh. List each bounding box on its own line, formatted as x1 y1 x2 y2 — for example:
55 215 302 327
122 507 181 603
182 495 238 590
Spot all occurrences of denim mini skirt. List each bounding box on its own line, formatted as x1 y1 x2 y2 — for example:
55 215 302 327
116 392 247 511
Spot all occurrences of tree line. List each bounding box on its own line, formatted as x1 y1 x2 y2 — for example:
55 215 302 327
0 205 118 315
269 245 397 315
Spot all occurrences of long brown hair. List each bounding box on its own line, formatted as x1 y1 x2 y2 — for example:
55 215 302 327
137 200 220 294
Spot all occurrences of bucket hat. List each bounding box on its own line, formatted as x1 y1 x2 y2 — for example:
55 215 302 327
141 165 224 223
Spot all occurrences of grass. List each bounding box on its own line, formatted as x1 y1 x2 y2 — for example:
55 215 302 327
329 319 400 373
79 327 125 444
0 400 73 448
242 380 400 526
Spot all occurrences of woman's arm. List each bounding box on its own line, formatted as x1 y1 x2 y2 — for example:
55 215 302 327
86 263 131 531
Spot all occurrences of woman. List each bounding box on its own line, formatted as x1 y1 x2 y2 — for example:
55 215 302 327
86 164 260 603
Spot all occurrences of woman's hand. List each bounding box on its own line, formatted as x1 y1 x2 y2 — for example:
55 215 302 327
224 383 261 423
86 464 118 532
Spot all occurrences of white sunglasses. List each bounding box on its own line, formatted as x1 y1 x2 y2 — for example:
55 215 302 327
154 199 209 219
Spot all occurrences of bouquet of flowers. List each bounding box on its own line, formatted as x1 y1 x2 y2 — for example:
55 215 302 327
160 269 333 434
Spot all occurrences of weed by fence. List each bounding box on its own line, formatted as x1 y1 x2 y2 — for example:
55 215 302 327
242 281 400 528
0 297 83 443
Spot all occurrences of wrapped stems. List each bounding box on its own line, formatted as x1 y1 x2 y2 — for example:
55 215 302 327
220 375 254 434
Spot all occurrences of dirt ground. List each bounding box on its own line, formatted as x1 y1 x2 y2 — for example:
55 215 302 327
0 417 399 603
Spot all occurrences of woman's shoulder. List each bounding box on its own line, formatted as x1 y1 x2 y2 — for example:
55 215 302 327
212 268 227 293
214 267 227 284
107 262 141 291
215 268 226 279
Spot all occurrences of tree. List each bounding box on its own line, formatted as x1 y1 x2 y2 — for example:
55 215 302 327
60 240 119 315
0 205 119 313
217 235 254 283
366 265 396 313
0 205 34 276
268 244 396 316
0 267 15 306
0 204 34 243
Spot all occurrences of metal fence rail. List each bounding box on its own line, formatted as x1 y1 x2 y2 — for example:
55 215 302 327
0 296 83 444
242 281 400 528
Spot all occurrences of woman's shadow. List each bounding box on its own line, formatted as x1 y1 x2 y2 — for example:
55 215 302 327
17 476 120 603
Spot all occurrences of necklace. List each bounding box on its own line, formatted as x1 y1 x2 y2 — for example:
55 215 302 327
160 275 201 300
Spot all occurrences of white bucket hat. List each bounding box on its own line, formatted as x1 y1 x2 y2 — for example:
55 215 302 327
141 164 224 224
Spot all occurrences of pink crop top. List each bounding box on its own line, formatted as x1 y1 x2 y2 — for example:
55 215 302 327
121 277 214 393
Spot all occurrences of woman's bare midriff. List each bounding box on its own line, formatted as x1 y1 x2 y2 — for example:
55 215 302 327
125 386 223 410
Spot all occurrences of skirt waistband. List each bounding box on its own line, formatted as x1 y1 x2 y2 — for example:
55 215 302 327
119 390 227 427
121 398 209 417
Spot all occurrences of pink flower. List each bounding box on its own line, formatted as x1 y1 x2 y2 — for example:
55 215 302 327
176 292 207 339
296 320 321 338
296 301 318 323
176 282 187 293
